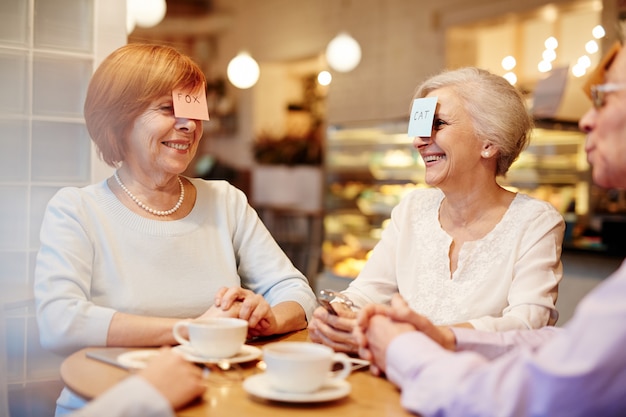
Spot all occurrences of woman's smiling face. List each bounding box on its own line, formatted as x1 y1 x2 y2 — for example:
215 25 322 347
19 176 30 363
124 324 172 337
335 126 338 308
123 94 203 179
413 87 485 189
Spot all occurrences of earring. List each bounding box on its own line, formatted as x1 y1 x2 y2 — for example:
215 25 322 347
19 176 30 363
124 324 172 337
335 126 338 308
482 150 490 158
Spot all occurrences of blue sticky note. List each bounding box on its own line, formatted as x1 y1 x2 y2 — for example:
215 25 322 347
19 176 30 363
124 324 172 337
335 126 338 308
408 97 438 137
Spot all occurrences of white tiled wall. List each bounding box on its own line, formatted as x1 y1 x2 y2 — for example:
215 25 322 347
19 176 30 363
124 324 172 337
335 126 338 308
0 0 125 411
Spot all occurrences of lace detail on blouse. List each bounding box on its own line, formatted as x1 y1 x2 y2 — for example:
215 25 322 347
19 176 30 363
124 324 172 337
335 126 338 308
398 190 538 325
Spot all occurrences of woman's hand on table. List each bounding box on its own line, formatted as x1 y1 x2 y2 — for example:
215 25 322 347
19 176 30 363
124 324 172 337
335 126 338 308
308 303 359 353
202 286 276 337
138 348 206 410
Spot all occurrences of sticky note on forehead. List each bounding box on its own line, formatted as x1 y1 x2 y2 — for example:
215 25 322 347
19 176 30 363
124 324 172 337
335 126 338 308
172 84 210 121
408 97 437 137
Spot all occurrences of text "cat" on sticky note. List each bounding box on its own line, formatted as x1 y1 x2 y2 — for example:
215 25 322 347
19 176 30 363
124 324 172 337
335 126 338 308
407 97 437 137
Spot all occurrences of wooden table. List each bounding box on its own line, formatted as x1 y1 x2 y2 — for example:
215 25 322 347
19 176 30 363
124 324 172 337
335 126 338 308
60 330 414 417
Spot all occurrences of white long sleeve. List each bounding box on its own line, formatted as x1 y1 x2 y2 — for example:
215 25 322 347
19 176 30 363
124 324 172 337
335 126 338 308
343 188 564 330
70 376 173 417
34 178 317 355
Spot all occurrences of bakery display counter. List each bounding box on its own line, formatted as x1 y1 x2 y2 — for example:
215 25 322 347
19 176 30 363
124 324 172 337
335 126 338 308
322 120 626 279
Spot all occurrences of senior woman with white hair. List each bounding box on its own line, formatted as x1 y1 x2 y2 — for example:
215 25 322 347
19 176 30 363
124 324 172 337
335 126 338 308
309 67 565 353
355 41 626 417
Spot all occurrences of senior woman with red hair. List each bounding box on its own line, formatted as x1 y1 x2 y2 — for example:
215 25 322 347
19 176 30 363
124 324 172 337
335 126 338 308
34 43 316 415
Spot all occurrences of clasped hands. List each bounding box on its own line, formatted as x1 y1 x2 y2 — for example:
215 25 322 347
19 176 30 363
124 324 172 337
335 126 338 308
197 286 276 338
309 293 456 375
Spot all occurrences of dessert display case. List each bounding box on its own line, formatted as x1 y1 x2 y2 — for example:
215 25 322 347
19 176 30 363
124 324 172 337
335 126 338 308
322 119 626 281
323 120 420 279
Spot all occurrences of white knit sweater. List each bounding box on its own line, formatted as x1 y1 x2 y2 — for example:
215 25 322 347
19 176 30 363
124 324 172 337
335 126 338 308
34 178 317 355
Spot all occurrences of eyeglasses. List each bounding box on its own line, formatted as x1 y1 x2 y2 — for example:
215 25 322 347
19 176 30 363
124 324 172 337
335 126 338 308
590 83 626 109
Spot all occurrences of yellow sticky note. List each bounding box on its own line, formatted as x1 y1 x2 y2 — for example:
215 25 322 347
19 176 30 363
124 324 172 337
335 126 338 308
408 97 437 137
172 85 210 121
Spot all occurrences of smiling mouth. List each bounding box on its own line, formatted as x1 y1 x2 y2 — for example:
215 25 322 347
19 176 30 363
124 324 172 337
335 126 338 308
422 154 445 163
164 142 190 151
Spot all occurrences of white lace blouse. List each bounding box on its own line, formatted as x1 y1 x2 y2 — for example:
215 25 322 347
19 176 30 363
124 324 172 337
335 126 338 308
342 188 565 331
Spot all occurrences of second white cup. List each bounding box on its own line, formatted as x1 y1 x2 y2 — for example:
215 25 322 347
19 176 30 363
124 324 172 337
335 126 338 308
262 341 352 393
172 317 248 359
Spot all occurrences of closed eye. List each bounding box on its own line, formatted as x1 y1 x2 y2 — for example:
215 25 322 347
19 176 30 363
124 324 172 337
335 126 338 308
159 105 174 114
434 118 447 130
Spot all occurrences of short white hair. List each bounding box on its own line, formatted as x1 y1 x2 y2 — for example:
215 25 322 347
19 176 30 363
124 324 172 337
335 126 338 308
413 67 532 177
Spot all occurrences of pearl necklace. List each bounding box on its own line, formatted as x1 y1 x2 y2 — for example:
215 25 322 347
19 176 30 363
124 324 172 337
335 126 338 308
114 171 184 216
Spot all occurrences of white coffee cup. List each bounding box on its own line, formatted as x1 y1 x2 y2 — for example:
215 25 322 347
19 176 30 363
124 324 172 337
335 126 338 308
172 318 248 359
262 341 352 393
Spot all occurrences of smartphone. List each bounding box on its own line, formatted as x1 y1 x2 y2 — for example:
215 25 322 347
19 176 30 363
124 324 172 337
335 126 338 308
86 347 136 369
317 297 338 315
317 289 339 315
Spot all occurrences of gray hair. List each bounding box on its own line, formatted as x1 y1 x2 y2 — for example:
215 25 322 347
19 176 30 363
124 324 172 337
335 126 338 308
413 67 532 176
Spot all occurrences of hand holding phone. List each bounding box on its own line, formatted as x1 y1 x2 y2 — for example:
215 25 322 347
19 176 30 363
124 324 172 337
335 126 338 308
317 289 339 315
317 289 359 316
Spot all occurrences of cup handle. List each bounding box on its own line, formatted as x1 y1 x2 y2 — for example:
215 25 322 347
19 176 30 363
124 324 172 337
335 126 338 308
329 353 352 381
172 321 192 346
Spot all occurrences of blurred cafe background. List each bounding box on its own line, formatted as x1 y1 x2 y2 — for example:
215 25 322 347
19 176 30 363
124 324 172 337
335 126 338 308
2 0 626 415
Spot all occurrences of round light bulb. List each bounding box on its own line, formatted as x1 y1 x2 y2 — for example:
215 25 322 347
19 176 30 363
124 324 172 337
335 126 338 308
325 32 362 73
538 61 552 73
129 0 167 28
592 25 606 39
501 56 516 71
572 64 586 78
126 1 136 34
542 49 557 62
503 72 517 85
578 55 591 69
544 36 558 50
227 52 260 89
585 40 599 54
317 70 332 86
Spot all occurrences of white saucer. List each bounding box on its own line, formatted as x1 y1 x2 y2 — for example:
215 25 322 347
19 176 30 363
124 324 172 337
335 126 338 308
173 344 262 364
117 350 160 369
243 373 351 403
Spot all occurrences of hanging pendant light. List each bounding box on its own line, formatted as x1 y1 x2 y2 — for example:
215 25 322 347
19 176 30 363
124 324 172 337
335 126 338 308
325 32 362 73
126 1 137 34
126 0 167 33
227 52 260 89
